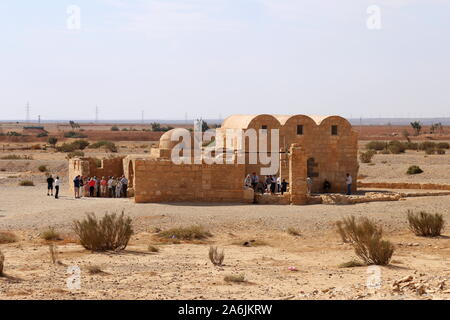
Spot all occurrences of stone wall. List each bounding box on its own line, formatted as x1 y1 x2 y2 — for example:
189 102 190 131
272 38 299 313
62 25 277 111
133 159 254 203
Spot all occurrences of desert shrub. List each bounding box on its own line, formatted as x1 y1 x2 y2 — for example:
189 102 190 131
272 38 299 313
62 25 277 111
287 227 301 236
19 180 34 186
67 151 85 159
419 141 436 151
366 141 387 151
407 211 444 237
336 221 349 243
6 131 22 137
48 137 58 147
387 141 406 154
147 245 159 253
73 212 133 251
0 250 4 276
0 231 18 244
406 165 423 175
360 150 376 164
111 126 120 131
157 225 212 240
1 154 33 160
88 141 118 153
425 148 436 155
40 227 61 241
64 131 87 139
437 142 450 149
209 246 225 266
335 216 394 265
224 274 246 283
57 140 90 152
437 149 446 155
38 165 48 172
404 142 419 150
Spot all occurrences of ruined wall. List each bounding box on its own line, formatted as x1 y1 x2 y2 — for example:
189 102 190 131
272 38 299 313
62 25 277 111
68 157 125 192
133 159 253 203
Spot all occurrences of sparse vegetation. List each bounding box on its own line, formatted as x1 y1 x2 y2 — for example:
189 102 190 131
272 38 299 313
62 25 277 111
48 137 58 147
38 165 48 172
0 231 18 244
410 121 422 136
73 212 133 251
209 246 225 266
40 227 62 241
360 150 376 164
1 154 33 160
147 245 159 253
88 141 118 153
335 216 394 265
407 210 445 237
224 274 246 283
366 141 387 151
287 227 301 237
407 165 423 175
19 180 34 186
111 126 120 131
57 140 90 153
64 131 87 139
157 225 212 240
387 140 406 154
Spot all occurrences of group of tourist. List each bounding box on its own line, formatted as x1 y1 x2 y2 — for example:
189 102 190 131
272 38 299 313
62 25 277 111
72 175 129 199
244 172 289 195
46 175 61 199
244 172 353 195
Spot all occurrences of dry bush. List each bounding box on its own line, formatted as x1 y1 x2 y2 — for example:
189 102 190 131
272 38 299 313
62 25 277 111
209 246 225 266
147 245 159 253
157 225 212 240
336 221 349 243
338 260 365 268
360 150 376 164
48 243 59 264
0 250 4 276
336 216 394 265
407 210 445 237
38 165 48 172
224 274 246 283
0 231 18 244
40 227 62 241
287 227 301 237
73 212 133 251
19 180 34 186
366 141 387 151
407 165 423 175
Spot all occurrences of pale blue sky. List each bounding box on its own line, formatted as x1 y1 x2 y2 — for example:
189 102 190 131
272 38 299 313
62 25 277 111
0 0 449 121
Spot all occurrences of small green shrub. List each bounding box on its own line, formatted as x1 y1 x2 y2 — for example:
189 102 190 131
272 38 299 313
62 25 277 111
64 131 87 138
406 165 423 175
407 211 445 237
19 180 34 186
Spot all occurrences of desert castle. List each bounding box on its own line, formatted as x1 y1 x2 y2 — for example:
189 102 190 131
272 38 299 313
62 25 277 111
69 114 359 205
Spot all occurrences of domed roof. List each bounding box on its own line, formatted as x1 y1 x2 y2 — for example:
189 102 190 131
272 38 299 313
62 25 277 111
159 128 192 150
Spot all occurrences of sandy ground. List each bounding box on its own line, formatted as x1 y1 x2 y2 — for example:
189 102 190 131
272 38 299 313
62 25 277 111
1 145 450 300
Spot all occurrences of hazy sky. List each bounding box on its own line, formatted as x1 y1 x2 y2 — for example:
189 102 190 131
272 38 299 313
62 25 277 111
1 0 449 121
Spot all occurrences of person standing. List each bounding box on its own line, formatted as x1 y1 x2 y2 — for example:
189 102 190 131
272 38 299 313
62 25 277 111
244 174 252 188
111 177 117 198
251 172 259 190
346 173 353 195
100 177 107 197
120 176 129 198
73 175 81 199
54 176 60 199
47 175 55 196
89 178 96 197
115 178 122 198
281 179 289 195
107 176 114 198
306 177 313 195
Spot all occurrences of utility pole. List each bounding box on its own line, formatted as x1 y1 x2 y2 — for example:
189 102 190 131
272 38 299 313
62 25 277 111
141 110 145 124
95 106 99 123
26 102 30 123
38 115 41 124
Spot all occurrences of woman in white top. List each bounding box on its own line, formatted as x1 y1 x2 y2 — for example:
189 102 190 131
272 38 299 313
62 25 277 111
54 176 61 199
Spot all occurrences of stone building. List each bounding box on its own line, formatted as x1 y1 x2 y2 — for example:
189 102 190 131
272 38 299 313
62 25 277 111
69 114 358 205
